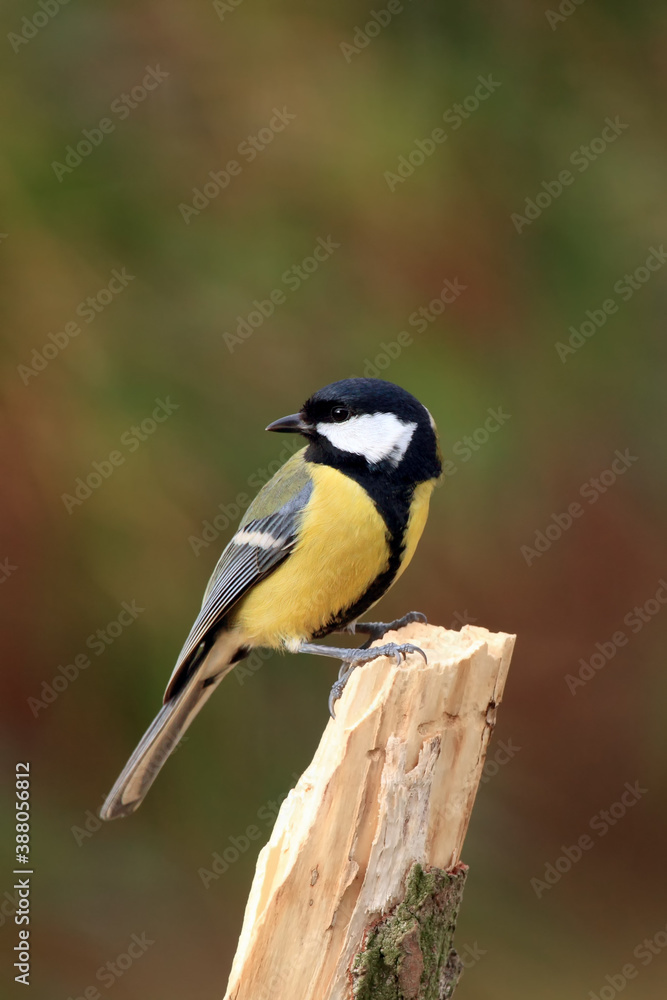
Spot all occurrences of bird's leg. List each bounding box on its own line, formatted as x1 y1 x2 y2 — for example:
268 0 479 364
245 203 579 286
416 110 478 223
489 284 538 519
344 610 428 643
297 638 427 668
296 632 428 720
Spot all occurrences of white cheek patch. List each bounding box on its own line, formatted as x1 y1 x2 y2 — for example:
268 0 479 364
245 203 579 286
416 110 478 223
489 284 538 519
317 412 417 466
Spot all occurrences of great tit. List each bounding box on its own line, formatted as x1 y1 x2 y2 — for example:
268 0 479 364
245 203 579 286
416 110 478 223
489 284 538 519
100 378 442 820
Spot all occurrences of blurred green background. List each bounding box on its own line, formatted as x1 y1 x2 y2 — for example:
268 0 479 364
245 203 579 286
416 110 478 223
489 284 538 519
2 1 667 997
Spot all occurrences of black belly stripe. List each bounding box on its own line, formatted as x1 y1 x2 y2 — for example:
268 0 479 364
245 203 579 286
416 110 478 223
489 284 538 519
312 474 415 638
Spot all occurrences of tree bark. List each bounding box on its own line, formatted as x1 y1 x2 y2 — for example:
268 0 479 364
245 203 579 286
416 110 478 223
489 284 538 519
224 622 516 1000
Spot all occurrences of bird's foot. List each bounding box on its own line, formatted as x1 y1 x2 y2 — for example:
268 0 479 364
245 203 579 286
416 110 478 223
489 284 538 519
297 638 427 719
350 610 428 643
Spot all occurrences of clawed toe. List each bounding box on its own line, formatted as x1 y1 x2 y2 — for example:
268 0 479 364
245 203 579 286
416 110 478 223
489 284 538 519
401 611 428 627
370 641 428 666
350 610 428 643
328 642 426 719
398 642 428 664
328 681 344 719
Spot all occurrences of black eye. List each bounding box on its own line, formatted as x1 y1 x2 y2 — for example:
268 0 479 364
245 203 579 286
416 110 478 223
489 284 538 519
331 406 350 423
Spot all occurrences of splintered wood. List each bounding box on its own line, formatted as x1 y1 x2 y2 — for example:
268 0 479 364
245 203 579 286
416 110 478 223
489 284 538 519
224 623 515 1000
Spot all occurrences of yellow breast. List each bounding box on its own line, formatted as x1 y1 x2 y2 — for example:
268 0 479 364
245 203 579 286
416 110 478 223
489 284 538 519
230 465 384 647
231 465 436 648
392 478 435 585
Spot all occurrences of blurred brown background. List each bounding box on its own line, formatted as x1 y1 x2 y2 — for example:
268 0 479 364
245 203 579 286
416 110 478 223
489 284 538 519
2 1 667 997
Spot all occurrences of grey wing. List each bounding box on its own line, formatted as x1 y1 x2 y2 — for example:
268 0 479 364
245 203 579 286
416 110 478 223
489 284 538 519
163 477 312 701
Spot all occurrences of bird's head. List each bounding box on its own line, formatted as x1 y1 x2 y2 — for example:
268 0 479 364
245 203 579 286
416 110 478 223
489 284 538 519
266 378 441 483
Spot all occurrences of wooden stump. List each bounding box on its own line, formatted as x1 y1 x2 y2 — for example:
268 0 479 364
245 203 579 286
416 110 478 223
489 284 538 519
224 622 516 1000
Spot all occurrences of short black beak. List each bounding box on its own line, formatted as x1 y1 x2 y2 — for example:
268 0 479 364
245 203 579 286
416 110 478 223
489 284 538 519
265 412 310 434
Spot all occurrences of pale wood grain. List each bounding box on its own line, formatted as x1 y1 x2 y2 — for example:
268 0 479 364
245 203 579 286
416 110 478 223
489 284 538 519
224 622 516 1000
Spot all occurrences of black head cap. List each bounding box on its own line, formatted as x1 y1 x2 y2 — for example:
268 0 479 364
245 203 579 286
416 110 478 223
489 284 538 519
269 378 441 484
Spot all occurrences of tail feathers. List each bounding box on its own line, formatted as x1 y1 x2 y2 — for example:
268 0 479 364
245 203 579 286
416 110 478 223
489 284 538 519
100 668 227 821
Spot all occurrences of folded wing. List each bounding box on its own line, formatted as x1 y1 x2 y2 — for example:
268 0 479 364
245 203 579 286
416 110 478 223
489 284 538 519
163 449 313 700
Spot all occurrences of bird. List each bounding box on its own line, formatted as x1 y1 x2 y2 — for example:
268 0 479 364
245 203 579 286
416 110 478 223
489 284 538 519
100 377 442 820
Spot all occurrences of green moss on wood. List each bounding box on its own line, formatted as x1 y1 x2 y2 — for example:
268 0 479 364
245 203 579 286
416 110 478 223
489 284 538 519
351 863 467 1000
